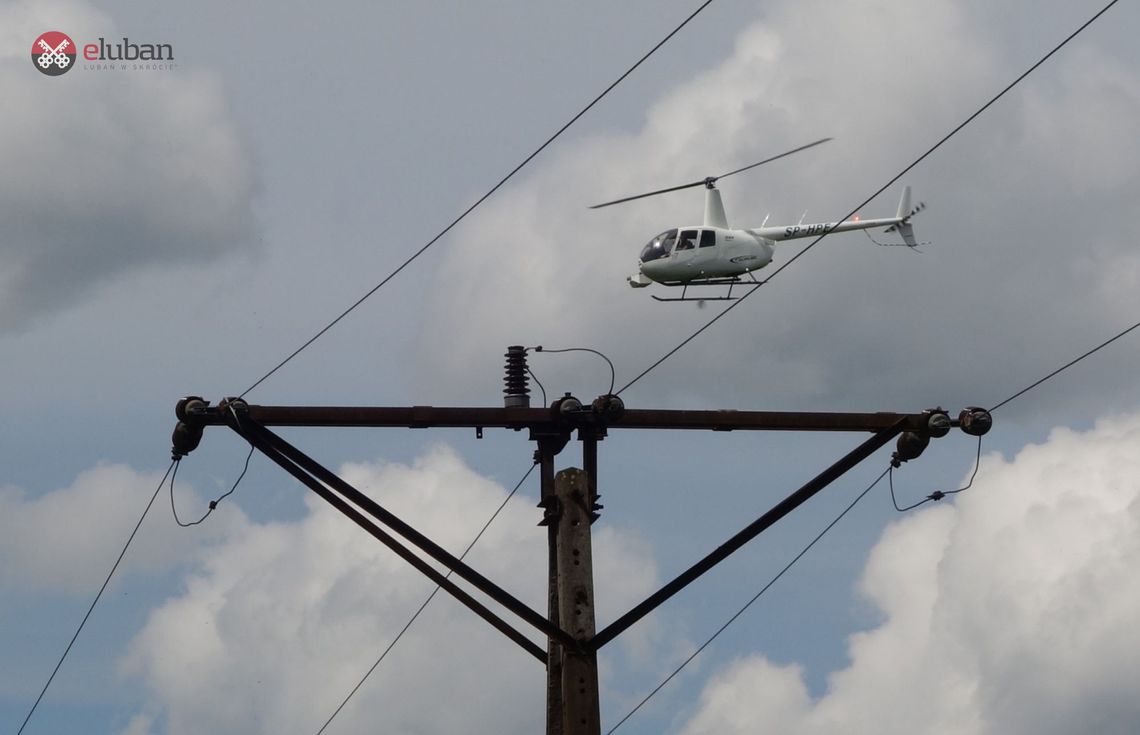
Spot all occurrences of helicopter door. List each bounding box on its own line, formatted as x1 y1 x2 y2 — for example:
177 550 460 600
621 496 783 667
674 230 700 271
690 228 717 271
675 229 699 253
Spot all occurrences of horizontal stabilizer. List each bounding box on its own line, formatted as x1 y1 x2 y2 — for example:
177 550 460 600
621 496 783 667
896 221 918 247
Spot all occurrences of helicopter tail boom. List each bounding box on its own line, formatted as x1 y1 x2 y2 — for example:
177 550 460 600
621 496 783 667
748 187 919 243
748 216 901 241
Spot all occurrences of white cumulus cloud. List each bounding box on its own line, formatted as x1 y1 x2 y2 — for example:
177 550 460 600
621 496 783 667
677 410 1140 735
0 462 246 596
122 446 662 734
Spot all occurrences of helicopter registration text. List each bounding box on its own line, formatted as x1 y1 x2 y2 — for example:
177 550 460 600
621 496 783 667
784 223 835 237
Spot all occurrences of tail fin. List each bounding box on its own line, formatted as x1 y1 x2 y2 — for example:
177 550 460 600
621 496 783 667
884 186 925 247
895 186 912 220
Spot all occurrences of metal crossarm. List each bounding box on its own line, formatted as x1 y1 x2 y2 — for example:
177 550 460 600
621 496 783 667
187 403 931 433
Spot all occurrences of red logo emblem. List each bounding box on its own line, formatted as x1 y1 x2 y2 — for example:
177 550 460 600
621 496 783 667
32 31 76 76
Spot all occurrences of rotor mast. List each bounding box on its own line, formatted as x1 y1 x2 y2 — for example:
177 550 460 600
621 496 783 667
703 183 728 228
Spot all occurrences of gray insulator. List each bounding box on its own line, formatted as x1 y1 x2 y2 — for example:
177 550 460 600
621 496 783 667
503 345 530 408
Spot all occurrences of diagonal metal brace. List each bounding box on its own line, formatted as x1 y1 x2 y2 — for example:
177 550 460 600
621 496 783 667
589 422 904 650
228 414 572 659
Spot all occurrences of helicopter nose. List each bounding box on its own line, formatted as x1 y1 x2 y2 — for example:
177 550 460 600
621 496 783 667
638 258 666 281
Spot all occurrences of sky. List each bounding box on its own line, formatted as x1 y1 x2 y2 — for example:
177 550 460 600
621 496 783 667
3 0 1140 733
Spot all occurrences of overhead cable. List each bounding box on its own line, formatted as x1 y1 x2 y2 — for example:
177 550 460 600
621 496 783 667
606 468 889 734
607 306 1140 732
314 462 536 735
239 0 718 399
610 307 1140 729
16 460 176 735
989 316 1140 413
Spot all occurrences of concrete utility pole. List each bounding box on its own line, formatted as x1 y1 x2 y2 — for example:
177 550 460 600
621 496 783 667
552 468 600 735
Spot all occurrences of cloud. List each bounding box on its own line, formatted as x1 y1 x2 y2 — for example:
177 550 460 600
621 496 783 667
122 446 662 734
0 462 246 596
0 1 256 332
676 409 1140 735
412 0 1140 419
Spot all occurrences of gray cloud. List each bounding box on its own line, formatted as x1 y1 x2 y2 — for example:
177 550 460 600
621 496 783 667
0 2 256 332
412 0 1140 422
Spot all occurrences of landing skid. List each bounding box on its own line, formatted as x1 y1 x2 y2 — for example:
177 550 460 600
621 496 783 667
651 274 765 302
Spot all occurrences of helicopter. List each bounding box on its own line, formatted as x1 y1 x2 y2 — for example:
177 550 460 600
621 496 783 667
591 138 925 302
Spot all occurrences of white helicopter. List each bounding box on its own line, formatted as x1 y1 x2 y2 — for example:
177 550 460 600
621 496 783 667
591 138 925 301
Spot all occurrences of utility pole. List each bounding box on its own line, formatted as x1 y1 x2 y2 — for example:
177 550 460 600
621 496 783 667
170 346 991 733
553 467 600 735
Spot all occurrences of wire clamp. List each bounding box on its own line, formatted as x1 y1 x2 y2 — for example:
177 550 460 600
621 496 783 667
171 395 209 459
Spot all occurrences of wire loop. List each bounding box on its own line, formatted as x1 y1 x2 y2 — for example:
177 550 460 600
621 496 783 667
889 435 983 512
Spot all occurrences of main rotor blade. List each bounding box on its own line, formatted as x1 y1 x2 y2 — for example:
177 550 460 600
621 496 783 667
588 137 833 210
716 137 832 180
589 179 708 209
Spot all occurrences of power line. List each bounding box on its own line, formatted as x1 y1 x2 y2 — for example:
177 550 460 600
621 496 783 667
990 316 1140 413
314 462 536 735
239 0 718 399
606 309 1140 731
606 467 889 734
605 308 1140 731
616 0 1122 396
16 460 176 735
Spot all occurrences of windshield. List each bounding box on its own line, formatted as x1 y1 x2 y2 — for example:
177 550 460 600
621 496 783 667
640 229 677 263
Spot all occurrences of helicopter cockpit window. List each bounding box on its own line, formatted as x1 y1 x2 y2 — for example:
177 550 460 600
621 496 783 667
676 229 698 251
699 229 716 248
640 229 677 263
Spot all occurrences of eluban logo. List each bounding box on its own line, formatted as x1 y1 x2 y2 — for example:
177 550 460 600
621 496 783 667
83 37 174 62
32 31 176 74
32 31 76 76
